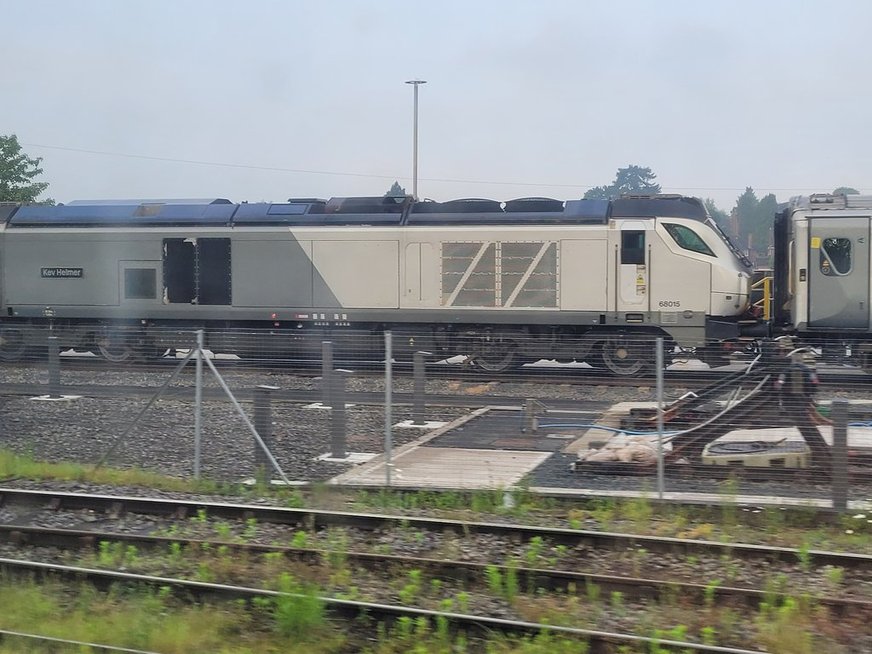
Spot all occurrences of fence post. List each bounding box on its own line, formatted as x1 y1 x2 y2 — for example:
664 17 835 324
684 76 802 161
321 341 333 407
254 385 279 477
194 330 204 479
831 399 849 512
523 398 538 434
47 336 61 399
330 370 348 459
384 331 393 486
656 336 665 500
411 350 430 426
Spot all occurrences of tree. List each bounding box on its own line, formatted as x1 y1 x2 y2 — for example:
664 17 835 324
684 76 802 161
0 134 51 203
732 186 777 262
833 186 859 195
583 165 661 200
384 181 406 198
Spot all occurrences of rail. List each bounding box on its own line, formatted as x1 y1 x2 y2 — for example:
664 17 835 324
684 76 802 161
2 523 868 616
0 557 768 653
2 488 871 568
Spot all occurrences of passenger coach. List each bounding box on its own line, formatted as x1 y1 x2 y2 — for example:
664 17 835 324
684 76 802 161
773 193 872 366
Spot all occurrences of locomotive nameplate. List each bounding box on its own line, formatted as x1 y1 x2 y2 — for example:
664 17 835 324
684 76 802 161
41 267 83 278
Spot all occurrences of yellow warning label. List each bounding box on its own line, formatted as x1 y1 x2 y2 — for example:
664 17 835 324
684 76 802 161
810 236 821 249
636 275 645 285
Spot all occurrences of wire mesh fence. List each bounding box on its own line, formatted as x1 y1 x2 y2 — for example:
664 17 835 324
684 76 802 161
0 324 868 509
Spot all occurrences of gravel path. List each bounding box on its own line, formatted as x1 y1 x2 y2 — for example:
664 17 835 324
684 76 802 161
0 393 468 482
3 360 872 500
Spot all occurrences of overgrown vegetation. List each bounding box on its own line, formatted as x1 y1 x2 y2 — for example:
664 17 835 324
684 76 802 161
0 448 865 651
4 446 871 556
0 578 343 653
0 449 224 494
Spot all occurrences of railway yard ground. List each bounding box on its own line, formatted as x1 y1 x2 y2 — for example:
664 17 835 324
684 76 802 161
1 356 872 652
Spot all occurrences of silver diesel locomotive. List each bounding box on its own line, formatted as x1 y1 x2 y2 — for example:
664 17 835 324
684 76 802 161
0 194 752 374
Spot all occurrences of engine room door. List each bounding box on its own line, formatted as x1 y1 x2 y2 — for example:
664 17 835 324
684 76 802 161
808 217 870 329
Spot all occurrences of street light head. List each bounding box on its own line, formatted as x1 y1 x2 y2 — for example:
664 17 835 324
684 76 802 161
405 79 427 85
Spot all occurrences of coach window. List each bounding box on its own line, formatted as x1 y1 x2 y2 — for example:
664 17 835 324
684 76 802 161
621 230 645 264
820 237 852 276
124 268 157 300
663 223 716 256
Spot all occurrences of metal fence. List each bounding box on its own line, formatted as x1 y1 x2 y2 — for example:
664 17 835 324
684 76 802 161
0 324 867 510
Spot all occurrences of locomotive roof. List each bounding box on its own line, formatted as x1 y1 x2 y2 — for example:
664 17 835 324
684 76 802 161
4 194 708 227
788 193 872 211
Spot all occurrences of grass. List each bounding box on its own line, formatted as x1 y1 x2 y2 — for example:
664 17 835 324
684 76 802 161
0 578 344 653
271 573 328 638
3 446 869 555
0 576 601 654
6 523 860 654
0 448 308 508
0 449 221 493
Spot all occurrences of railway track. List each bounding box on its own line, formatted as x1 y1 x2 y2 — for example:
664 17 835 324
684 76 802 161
3 487 869 651
0 629 159 654
2 487 870 569
0 556 767 654
1 353 868 398
2 523 869 617
1 352 730 383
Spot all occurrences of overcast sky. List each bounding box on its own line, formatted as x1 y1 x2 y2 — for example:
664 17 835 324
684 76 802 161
2 0 870 209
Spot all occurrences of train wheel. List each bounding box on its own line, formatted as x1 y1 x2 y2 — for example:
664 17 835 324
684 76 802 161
472 349 517 373
0 328 27 362
469 336 518 373
599 335 652 376
96 331 135 363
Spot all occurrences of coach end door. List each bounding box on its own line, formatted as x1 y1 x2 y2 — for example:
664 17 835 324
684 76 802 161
808 217 870 329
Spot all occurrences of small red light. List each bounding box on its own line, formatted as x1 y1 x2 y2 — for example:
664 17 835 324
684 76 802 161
271 313 278 320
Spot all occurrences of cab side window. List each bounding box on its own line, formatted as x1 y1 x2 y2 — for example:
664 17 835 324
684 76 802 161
621 231 645 264
663 223 716 256
820 237 852 276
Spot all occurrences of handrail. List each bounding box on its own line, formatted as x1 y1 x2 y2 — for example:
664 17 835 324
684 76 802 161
751 275 772 321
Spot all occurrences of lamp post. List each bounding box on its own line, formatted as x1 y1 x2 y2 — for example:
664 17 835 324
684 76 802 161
405 79 426 200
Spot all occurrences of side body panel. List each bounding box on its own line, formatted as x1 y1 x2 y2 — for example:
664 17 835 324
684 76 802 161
312 240 399 308
4 234 161 306
649 221 712 315
559 239 608 311
232 238 314 307
808 216 870 329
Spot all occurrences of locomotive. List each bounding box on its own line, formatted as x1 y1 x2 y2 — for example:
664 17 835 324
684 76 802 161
0 194 753 374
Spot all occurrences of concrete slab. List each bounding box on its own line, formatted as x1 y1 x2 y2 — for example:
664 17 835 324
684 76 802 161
724 425 872 450
241 478 309 487
303 402 356 410
315 452 377 464
394 419 449 430
530 486 872 510
565 400 872 455
331 447 550 489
